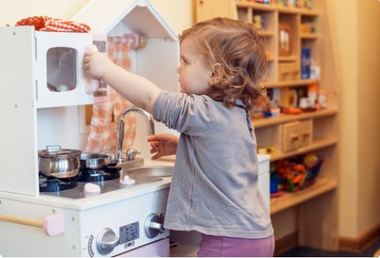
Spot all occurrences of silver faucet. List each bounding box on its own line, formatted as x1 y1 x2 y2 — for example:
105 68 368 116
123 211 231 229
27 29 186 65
117 107 155 163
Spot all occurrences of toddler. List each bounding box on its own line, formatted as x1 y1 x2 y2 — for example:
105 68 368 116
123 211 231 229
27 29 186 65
84 17 274 257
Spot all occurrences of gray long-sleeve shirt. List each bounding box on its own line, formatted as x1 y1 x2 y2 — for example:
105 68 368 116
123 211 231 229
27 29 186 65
153 91 273 238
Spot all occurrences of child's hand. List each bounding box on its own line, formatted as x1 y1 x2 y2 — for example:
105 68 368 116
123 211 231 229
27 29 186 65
147 133 179 159
83 49 112 80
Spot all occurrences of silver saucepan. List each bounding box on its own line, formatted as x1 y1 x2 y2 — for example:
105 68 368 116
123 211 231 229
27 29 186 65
38 145 81 179
80 153 110 169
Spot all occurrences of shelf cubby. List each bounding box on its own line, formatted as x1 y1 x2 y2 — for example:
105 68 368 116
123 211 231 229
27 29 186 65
270 177 337 214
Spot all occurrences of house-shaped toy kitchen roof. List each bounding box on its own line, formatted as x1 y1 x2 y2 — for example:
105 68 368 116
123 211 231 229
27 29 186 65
71 0 180 99
72 0 177 41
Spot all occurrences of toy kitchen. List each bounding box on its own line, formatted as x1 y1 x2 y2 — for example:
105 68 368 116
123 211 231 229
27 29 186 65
0 0 179 256
0 0 271 256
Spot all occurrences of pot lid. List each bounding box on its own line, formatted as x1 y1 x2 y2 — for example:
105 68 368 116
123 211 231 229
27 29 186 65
39 145 81 158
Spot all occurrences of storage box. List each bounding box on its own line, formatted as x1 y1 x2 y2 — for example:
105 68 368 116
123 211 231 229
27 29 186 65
279 62 300 81
282 121 300 152
281 119 313 152
298 119 313 148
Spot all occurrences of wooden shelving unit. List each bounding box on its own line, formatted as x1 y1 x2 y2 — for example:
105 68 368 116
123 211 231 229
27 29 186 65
237 0 339 251
194 0 338 252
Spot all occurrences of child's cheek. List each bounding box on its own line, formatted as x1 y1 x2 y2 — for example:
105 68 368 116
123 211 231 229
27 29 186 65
180 84 189 94
179 79 190 93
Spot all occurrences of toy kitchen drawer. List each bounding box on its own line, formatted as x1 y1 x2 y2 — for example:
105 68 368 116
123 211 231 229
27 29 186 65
281 119 313 153
0 26 93 108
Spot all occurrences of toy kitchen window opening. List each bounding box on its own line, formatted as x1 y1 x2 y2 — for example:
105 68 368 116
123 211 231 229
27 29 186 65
46 47 77 92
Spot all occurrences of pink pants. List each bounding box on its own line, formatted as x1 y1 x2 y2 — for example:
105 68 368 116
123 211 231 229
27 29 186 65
197 233 275 257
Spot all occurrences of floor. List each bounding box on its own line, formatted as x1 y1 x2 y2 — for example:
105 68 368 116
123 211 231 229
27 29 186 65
280 240 380 257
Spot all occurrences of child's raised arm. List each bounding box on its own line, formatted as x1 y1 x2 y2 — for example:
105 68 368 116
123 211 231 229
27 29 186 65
83 50 162 113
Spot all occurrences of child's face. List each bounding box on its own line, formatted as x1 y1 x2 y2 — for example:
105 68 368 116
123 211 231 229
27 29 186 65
177 38 212 95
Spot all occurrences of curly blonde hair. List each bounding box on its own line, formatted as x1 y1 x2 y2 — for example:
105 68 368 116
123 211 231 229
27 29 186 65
180 17 267 111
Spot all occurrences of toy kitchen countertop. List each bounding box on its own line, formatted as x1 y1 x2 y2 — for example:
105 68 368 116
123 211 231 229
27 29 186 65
0 159 174 211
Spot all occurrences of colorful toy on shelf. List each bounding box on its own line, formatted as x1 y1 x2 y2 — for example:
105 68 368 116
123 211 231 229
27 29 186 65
273 154 323 193
304 153 318 167
254 0 272 4
305 0 313 9
317 88 328 109
276 0 286 6
297 0 305 8
300 23 316 33
276 160 307 192
269 107 280 117
265 51 273 60
279 25 291 56
266 88 280 107
303 154 323 186
253 14 265 29
295 83 329 111
282 106 302 114
258 146 276 155
293 0 313 9
263 84 328 116
270 163 286 197
270 173 285 197
301 48 312 79
286 0 297 7
251 94 271 119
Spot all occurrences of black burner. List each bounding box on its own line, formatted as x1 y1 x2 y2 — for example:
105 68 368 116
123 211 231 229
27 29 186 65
78 165 121 182
39 174 78 192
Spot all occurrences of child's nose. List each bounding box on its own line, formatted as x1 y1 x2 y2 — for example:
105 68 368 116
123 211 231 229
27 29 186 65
177 66 181 74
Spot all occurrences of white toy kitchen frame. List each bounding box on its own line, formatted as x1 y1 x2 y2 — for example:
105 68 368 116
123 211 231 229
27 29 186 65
0 0 179 197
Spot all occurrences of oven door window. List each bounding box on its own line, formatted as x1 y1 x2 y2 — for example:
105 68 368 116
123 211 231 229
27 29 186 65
47 47 77 92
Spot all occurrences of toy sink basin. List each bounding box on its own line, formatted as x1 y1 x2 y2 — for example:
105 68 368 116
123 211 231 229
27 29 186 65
126 166 173 177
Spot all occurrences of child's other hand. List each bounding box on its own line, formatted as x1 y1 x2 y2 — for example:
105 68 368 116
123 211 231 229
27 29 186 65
147 133 179 159
83 50 111 80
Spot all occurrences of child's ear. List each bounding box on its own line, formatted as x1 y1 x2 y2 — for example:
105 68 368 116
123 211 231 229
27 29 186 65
209 63 223 85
